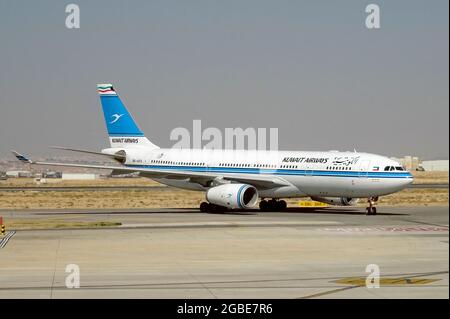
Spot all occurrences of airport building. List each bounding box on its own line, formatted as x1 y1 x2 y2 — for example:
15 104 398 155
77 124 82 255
61 173 99 180
420 160 449 172
390 156 449 172
390 156 420 171
5 170 33 178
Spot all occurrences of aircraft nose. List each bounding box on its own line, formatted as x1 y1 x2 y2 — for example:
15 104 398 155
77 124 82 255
399 172 414 188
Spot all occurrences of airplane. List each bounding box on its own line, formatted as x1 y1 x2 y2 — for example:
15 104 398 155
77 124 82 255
12 83 414 215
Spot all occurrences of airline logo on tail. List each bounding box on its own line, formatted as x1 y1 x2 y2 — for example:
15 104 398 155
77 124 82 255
109 113 124 124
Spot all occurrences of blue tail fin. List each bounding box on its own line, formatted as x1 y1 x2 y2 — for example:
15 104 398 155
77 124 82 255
97 84 158 149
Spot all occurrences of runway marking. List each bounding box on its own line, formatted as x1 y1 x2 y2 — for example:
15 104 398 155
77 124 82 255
300 270 448 299
50 239 61 299
299 286 357 299
1 271 447 292
0 231 16 249
319 225 449 233
120 221 340 229
399 219 449 228
334 277 439 286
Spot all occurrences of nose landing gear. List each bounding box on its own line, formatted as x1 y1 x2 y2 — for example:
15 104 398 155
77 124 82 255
366 197 379 215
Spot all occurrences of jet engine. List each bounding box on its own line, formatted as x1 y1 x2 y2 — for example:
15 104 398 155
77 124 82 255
310 196 359 206
206 184 259 209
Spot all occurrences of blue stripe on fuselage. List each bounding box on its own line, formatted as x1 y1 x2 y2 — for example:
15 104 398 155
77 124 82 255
125 164 413 179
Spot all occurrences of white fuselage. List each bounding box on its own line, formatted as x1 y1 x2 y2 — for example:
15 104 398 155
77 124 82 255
114 148 413 199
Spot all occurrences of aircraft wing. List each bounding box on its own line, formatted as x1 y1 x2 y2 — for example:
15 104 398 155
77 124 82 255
50 146 126 160
11 151 291 189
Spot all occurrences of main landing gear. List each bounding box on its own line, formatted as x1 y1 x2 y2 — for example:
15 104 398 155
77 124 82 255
366 197 379 215
259 199 287 211
199 199 288 213
199 202 226 213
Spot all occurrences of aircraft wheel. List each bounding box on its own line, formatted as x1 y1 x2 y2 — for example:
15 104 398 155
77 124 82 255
268 199 278 211
366 196 379 215
200 202 209 212
366 207 376 215
259 200 269 211
278 200 287 210
208 203 226 213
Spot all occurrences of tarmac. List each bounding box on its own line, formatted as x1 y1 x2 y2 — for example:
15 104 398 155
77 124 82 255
0 206 448 298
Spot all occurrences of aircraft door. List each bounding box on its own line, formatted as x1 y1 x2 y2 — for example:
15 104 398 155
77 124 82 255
358 160 370 178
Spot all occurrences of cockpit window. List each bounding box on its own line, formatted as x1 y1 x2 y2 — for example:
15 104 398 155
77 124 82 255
385 165 404 171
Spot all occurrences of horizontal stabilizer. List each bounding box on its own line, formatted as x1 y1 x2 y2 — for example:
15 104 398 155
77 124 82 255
11 150 33 164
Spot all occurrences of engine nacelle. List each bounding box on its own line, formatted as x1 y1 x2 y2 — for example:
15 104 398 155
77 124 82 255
310 196 359 206
206 184 259 209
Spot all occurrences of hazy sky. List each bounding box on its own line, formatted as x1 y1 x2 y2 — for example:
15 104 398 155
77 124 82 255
0 0 448 159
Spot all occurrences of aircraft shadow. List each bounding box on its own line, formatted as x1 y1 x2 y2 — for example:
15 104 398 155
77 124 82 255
33 207 408 216
240 207 409 216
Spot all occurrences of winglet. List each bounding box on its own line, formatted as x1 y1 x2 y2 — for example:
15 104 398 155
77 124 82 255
11 150 33 164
